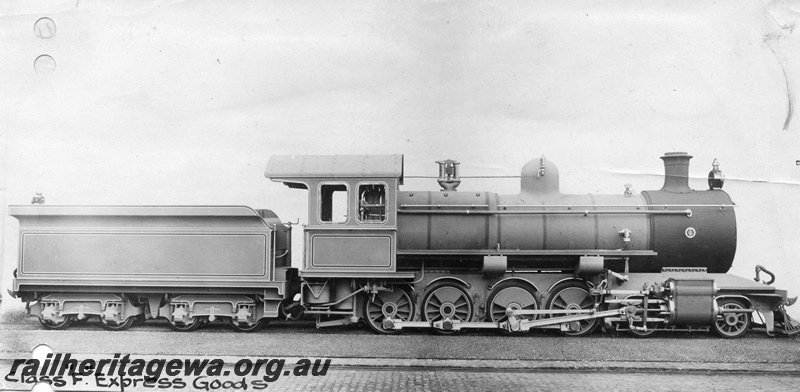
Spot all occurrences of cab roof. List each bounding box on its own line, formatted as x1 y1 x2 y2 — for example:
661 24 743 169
265 155 404 181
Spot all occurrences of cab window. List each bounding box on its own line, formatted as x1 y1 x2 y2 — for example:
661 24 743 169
357 184 386 223
320 184 348 223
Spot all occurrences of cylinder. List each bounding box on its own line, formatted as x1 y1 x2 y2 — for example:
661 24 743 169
667 279 716 325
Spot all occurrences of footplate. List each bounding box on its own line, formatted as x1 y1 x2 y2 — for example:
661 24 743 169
777 308 800 335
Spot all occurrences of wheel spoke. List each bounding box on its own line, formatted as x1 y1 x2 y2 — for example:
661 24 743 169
396 297 410 308
363 286 415 334
433 288 461 304
713 300 750 339
545 282 598 337
559 289 585 305
427 312 442 321
367 307 382 319
486 283 540 327
421 283 474 334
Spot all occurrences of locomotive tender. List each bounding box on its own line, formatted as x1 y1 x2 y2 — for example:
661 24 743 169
7 152 799 337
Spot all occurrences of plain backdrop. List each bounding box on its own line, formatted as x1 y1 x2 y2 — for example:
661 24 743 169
1 0 799 318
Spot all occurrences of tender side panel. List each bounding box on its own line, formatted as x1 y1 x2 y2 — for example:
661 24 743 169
22 233 267 276
11 206 282 292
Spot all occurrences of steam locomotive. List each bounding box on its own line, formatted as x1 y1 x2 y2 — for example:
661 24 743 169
7 152 799 337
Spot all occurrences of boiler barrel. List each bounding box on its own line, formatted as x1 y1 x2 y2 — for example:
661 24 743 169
396 189 736 273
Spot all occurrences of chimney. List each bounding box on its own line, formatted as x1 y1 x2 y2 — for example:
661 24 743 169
660 152 693 193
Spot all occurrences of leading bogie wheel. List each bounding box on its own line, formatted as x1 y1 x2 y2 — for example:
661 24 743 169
713 298 750 339
363 285 415 334
627 327 656 338
422 282 473 335
545 281 599 337
624 295 663 338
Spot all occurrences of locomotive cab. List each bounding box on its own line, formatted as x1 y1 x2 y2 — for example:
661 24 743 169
266 155 417 328
266 155 412 277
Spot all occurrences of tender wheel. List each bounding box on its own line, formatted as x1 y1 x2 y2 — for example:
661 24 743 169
713 299 750 339
230 318 265 333
168 317 201 332
545 281 598 337
487 281 539 333
422 282 473 334
364 285 415 334
40 316 74 330
132 314 147 326
624 295 663 338
100 316 136 331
